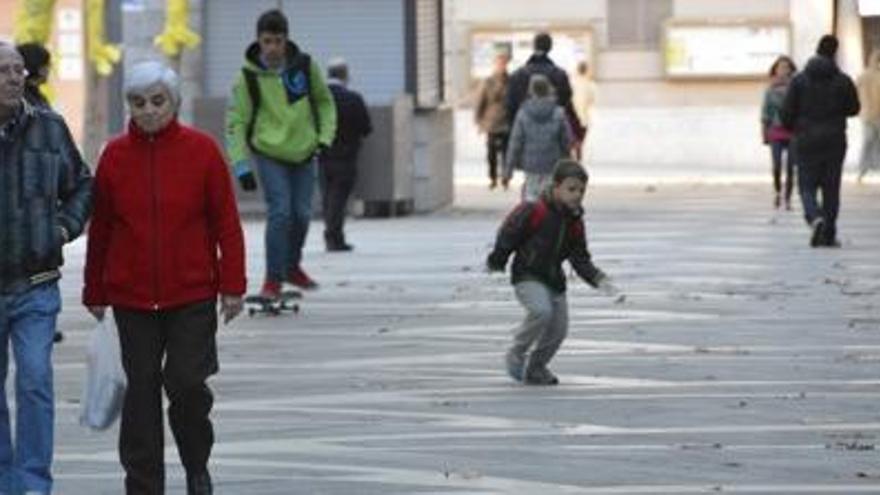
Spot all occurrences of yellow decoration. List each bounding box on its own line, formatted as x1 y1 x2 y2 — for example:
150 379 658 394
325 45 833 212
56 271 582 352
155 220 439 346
13 0 57 44
39 83 55 105
86 0 121 76
154 0 201 58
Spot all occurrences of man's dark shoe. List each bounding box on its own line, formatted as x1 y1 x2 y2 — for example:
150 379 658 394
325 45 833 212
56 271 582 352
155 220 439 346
822 238 842 248
186 471 213 495
810 218 825 247
326 242 354 252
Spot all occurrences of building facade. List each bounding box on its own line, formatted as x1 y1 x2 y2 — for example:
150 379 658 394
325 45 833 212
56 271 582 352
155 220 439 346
447 0 876 107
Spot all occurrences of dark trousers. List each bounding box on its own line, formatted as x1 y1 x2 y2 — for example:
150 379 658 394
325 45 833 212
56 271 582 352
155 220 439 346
798 145 846 242
770 140 795 201
114 300 218 495
486 131 508 182
319 156 357 246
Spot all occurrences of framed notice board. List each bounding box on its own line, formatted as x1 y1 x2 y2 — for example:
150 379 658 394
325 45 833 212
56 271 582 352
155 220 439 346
664 20 791 79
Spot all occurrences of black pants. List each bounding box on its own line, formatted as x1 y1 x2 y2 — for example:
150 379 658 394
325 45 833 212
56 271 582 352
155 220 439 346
798 145 846 243
486 131 508 182
114 300 218 495
319 156 357 246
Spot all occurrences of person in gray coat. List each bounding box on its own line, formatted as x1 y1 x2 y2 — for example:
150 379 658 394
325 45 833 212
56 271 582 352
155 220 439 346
504 74 572 201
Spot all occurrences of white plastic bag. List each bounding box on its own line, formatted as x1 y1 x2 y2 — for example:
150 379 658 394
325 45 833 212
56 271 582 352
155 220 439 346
79 315 126 430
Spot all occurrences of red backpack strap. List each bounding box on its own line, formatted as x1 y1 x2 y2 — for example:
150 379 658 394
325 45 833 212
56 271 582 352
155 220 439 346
528 200 549 234
569 218 585 239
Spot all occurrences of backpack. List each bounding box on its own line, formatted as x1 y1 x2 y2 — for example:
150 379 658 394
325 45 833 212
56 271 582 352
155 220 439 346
242 52 319 154
526 200 584 240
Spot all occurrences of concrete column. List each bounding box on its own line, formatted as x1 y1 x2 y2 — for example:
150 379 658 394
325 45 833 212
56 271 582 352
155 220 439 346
837 0 865 76
790 0 834 66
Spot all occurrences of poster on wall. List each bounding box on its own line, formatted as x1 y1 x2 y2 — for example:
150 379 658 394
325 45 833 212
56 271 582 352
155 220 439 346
665 23 790 78
859 0 880 16
471 29 595 82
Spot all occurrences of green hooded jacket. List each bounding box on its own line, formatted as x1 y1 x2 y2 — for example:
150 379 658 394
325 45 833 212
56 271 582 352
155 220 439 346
226 41 337 167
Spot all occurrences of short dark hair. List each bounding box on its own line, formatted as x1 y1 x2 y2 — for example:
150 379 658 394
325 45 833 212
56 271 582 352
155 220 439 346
327 62 348 81
768 55 797 77
257 9 288 37
817 35 839 58
15 42 50 82
552 159 588 185
534 32 553 53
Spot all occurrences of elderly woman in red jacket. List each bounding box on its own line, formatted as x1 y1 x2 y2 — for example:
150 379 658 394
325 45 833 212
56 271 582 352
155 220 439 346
82 61 245 495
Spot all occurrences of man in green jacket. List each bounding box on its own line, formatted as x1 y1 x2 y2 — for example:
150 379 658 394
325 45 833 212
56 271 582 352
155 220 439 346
226 9 337 297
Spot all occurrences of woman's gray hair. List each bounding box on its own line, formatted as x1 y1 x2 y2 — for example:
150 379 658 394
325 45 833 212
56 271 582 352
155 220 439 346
124 60 181 107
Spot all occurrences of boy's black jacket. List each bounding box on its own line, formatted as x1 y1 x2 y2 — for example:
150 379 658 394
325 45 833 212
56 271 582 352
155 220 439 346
487 194 605 293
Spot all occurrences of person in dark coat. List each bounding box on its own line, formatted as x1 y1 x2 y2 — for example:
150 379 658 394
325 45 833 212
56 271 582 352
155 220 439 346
506 32 584 151
15 43 51 110
319 58 372 252
0 42 93 495
17 42 68 344
782 35 860 247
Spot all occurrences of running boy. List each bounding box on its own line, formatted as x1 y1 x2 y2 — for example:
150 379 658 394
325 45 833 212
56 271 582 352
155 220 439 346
487 159 616 385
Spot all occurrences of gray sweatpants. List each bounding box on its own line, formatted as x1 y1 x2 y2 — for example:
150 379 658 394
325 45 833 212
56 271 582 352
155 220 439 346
511 281 569 370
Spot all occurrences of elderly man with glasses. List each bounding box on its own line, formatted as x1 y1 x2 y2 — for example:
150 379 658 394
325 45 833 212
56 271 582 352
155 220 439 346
0 42 93 495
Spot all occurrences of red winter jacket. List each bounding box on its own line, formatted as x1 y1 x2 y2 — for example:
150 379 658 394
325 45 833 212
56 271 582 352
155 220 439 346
83 120 246 310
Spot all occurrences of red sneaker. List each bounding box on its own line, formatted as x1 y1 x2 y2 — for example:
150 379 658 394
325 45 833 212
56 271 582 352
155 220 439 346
287 267 319 290
259 280 282 300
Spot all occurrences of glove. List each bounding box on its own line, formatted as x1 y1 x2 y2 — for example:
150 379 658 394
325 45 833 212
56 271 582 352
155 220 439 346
234 160 257 192
238 172 257 191
596 277 619 297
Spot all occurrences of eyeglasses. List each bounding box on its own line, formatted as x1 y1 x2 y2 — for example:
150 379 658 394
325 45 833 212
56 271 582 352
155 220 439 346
0 64 28 79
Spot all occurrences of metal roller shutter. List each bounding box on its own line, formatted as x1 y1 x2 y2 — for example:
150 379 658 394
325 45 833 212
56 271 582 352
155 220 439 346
204 0 406 104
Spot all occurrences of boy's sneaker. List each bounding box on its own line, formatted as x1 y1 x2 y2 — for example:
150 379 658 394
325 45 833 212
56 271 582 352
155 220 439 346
524 366 559 386
288 266 319 290
810 217 825 247
259 280 282 300
505 351 525 382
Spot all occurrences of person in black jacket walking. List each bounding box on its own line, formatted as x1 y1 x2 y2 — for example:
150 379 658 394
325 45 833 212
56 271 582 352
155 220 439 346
782 35 860 247
0 42 93 495
15 43 51 110
506 33 584 152
320 58 372 251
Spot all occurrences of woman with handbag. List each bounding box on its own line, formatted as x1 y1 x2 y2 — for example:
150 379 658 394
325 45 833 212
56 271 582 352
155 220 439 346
761 56 798 210
82 61 246 495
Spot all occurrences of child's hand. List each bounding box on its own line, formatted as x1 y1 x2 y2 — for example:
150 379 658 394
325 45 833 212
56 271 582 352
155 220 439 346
596 278 619 297
486 254 506 273
486 261 505 273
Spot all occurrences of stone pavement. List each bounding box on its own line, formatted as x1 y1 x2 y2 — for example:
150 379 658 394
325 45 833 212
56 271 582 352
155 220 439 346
45 182 880 494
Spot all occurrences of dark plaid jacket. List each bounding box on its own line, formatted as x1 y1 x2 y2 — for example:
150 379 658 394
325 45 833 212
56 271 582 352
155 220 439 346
0 101 93 293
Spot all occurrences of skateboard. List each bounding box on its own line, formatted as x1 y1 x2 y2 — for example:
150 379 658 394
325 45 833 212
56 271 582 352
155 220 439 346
244 290 301 317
